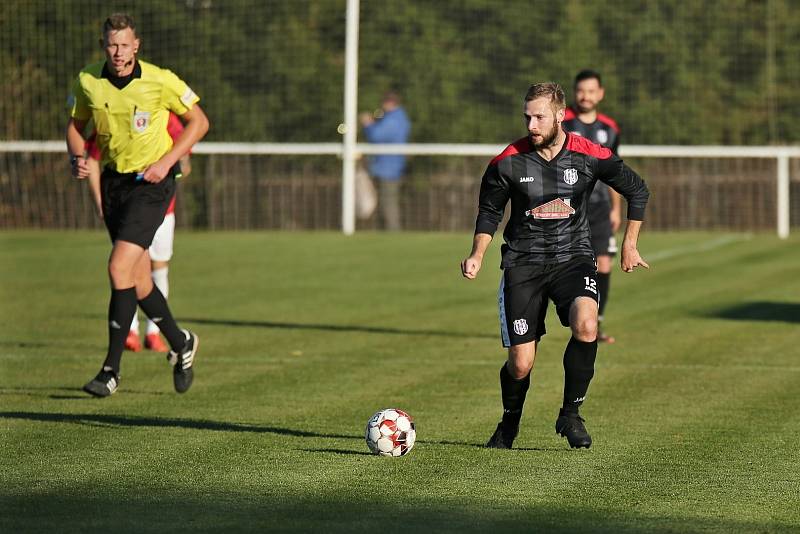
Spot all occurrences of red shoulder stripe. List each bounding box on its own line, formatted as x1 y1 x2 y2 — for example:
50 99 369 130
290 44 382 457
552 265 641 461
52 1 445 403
596 113 620 133
566 132 613 159
490 137 532 165
563 107 577 121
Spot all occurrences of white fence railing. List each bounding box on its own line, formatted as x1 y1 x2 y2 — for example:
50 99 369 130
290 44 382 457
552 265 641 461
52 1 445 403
1 141 797 237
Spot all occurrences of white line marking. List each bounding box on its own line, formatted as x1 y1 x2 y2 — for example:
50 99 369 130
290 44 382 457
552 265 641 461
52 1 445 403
645 234 752 262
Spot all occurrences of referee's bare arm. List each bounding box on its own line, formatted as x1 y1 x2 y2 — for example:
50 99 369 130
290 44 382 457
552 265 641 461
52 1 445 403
141 104 209 183
461 233 493 279
66 118 90 179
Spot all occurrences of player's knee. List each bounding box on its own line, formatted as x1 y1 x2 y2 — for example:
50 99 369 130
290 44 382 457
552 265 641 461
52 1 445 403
506 360 532 379
596 255 612 273
572 317 598 342
507 347 534 378
107 259 134 286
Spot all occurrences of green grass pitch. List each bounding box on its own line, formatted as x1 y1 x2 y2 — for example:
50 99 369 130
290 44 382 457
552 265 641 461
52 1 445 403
1 230 799 533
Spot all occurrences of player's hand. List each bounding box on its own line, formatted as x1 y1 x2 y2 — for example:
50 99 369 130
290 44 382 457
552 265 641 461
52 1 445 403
141 160 172 183
621 247 649 273
359 112 374 127
461 256 482 279
71 156 89 179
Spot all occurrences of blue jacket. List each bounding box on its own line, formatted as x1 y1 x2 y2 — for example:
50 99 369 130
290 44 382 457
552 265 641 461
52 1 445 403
363 107 411 181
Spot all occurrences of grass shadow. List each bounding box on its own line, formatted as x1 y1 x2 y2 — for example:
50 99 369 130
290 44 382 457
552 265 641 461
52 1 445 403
184 317 496 339
709 301 800 324
1 490 787 533
78 315 495 340
0 411 361 440
0 386 170 398
421 438 567 452
302 448 373 456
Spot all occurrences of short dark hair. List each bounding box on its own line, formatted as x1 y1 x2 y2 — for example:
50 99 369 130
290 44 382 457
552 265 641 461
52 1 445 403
382 90 402 106
103 13 136 37
524 82 566 110
574 69 602 87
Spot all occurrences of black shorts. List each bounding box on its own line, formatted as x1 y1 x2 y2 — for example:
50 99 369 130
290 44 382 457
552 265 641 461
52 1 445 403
498 258 599 347
588 203 617 257
101 165 177 249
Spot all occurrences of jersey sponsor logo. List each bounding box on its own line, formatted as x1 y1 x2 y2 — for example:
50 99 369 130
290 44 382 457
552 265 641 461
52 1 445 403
525 198 576 219
180 87 198 107
512 318 528 336
595 130 609 145
564 168 579 185
519 176 536 183
133 111 151 133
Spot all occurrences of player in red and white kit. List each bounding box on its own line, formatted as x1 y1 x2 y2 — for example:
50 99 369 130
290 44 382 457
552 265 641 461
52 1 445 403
562 70 621 343
85 112 191 352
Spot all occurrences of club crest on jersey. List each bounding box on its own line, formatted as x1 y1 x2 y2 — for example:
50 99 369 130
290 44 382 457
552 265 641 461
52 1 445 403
596 130 609 145
133 111 151 133
525 198 575 219
512 319 528 336
563 168 579 185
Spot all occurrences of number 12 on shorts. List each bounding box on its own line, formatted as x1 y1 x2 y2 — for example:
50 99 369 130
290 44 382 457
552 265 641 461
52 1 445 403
584 276 598 294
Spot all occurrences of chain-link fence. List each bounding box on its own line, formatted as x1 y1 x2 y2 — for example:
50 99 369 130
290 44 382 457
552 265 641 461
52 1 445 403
1 0 799 232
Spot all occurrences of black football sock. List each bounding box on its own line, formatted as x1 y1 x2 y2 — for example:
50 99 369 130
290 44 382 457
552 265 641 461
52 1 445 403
102 287 138 374
500 363 530 427
597 271 610 320
562 336 597 414
137 286 185 351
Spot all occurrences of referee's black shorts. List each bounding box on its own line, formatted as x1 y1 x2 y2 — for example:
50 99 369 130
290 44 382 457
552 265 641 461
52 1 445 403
498 258 599 347
101 164 178 249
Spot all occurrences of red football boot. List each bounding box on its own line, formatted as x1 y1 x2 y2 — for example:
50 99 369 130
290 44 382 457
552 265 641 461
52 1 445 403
145 333 169 352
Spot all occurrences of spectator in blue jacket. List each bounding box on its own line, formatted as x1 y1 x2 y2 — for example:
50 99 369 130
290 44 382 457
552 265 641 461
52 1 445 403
360 91 411 230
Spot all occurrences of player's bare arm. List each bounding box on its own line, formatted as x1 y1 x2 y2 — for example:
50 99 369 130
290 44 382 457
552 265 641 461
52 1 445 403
620 219 649 273
142 104 209 183
609 189 622 232
86 158 103 217
179 154 192 178
66 118 90 179
461 233 492 279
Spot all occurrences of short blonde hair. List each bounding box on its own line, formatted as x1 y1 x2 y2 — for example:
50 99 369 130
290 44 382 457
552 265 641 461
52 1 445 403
524 83 566 111
103 13 137 38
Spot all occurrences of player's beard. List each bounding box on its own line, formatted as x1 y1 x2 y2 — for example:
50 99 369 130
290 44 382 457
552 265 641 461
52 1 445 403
530 121 560 149
575 101 597 114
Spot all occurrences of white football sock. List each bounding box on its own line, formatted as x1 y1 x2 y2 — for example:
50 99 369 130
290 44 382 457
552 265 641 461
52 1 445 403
128 310 140 334
147 267 169 334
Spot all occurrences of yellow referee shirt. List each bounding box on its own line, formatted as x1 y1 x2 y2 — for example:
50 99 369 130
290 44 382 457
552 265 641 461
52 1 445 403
69 60 200 173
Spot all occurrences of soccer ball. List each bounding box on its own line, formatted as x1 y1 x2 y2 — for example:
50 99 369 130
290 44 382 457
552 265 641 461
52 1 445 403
365 408 416 457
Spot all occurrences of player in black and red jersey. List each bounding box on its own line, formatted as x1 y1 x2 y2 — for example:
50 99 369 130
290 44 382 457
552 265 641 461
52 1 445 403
461 82 649 450
562 70 621 343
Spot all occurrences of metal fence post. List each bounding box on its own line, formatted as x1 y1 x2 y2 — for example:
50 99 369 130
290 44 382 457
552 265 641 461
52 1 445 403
341 0 360 235
777 152 790 239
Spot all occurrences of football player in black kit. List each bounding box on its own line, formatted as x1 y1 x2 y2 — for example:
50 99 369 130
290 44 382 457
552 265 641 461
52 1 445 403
461 83 649 449
562 70 621 343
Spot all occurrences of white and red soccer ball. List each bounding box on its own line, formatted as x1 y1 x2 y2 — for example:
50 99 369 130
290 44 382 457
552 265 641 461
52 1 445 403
365 408 416 457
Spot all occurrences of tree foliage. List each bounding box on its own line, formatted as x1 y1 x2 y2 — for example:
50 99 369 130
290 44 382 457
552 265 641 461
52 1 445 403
0 0 798 144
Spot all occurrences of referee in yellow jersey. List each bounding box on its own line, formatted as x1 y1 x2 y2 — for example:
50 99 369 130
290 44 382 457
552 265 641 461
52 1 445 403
66 13 209 397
